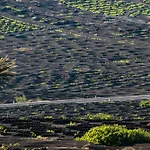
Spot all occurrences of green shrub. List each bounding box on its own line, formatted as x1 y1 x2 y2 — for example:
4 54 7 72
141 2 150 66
76 124 150 146
139 99 150 108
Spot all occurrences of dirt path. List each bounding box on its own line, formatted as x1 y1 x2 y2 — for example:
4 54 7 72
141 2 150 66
0 94 150 108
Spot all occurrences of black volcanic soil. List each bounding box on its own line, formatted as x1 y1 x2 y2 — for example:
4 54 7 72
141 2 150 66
0 0 150 102
0 99 150 149
0 0 150 149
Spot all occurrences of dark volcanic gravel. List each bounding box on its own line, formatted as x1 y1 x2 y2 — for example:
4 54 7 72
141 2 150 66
0 0 150 149
0 0 149 103
0 99 150 149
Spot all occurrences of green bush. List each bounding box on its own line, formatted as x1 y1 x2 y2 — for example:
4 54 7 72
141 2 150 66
139 99 150 108
76 124 150 146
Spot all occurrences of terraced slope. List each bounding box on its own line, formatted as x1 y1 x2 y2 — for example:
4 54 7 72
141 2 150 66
0 0 149 103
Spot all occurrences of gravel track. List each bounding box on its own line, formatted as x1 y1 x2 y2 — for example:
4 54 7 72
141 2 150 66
0 94 150 108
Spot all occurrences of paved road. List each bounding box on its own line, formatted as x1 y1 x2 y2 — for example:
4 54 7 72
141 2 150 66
0 95 150 108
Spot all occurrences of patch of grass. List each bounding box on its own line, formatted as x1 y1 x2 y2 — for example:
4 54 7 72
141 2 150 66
19 116 28 120
0 143 20 150
76 124 150 146
139 99 150 108
113 59 130 64
77 113 120 121
131 114 146 120
15 94 27 103
46 129 54 133
68 121 77 126
44 115 53 119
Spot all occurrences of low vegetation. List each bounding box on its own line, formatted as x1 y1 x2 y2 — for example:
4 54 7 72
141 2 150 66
15 94 27 103
0 16 39 34
76 124 150 146
78 113 120 120
60 0 150 19
139 99 150 108
0 125 7 135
